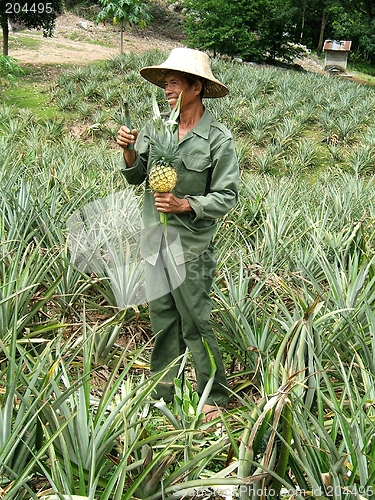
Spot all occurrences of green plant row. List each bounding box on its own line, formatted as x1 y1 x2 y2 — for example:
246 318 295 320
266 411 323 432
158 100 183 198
2 51 375 498
48 51 375 178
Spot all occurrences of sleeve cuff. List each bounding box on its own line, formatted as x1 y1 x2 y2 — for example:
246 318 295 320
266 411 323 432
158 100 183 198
118 155 128 171
118 153 139 172
185 196 203 221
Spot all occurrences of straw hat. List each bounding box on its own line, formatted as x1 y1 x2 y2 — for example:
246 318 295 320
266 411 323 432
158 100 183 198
140 47 229 98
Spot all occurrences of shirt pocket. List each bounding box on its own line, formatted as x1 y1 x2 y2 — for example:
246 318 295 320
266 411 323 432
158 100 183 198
175 154 212 197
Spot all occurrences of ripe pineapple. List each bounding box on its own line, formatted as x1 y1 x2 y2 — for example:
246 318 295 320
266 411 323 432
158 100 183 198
148 114 178 193
149 164 177 193
148 92 182 224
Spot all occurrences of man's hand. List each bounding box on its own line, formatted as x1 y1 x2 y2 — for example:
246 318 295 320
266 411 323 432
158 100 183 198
153 192 193 214
117 126 137 149
117 126 138 167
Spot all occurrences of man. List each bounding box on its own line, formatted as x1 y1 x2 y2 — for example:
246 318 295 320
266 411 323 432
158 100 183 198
117 47 239 422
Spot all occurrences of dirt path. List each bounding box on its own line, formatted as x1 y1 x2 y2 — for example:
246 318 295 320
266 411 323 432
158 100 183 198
8 12 181 66
7 11 373 87
7 11 325 73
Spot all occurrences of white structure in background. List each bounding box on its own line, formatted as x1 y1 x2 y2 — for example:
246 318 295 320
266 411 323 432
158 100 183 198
323 40 352 74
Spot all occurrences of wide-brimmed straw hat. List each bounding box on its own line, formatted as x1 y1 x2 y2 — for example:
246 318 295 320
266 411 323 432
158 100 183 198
140 47 229 98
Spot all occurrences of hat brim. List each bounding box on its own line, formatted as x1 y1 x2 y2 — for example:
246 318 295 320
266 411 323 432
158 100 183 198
140 66 229 98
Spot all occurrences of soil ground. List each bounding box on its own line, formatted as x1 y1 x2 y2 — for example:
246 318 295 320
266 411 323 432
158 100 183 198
4 9 372 86
5 10 184 66
4 8 324 72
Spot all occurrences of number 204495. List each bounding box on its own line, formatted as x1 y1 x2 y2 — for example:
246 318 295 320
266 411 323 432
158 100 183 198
6 3 53 14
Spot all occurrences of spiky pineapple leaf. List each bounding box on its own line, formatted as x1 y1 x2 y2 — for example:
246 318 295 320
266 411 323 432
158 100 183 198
149 93 182 170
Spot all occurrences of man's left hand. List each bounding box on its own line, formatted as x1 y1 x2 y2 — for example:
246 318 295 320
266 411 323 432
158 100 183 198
153 192 193 214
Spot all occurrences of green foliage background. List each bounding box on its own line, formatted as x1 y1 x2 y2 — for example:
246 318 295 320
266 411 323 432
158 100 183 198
2 48 375 497
182 0 375 64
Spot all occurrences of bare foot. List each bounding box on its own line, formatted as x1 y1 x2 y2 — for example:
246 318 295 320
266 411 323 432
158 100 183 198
202 404 220 423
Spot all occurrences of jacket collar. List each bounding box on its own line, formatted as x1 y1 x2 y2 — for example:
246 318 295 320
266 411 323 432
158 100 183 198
179 108 212 142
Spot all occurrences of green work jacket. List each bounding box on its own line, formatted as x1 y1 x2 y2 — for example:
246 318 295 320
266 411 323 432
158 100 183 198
119 108 239 265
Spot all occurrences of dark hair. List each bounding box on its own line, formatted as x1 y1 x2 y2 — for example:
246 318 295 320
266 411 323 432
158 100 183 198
182 72 206 98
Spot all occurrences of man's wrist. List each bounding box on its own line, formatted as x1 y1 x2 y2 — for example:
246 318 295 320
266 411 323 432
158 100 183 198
182 198 193 212
124 149 135 168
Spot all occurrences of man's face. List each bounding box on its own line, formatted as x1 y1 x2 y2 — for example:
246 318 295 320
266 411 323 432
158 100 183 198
163 71 201 109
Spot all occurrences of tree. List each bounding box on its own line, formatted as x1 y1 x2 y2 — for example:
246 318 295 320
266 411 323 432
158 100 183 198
182 0 375 64
0 0 63 56
96 0 152 54
285 0 330 53
286 0 375 60
328 0 375 63
182 0 305 63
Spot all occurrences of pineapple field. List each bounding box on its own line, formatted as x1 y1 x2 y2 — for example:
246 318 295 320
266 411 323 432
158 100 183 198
2 45 375 499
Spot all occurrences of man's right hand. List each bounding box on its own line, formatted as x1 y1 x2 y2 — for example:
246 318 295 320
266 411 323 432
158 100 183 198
117 126 138 168
117 126 137 150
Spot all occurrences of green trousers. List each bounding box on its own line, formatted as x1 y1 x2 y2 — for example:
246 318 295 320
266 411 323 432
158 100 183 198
146 244 229 406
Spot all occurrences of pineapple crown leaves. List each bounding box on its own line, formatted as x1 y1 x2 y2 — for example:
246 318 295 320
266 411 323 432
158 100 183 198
151 90 182 127
149 91 183 165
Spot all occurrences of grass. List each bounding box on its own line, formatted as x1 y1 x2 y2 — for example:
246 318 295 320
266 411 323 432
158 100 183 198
69 32 117 47
348 59 375 75
2 86 58 119
347 60 375 85
8 33 43 50
348 69 375 85
1 69 70 120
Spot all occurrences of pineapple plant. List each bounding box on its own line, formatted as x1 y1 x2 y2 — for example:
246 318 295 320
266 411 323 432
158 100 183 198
148 92 182 226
